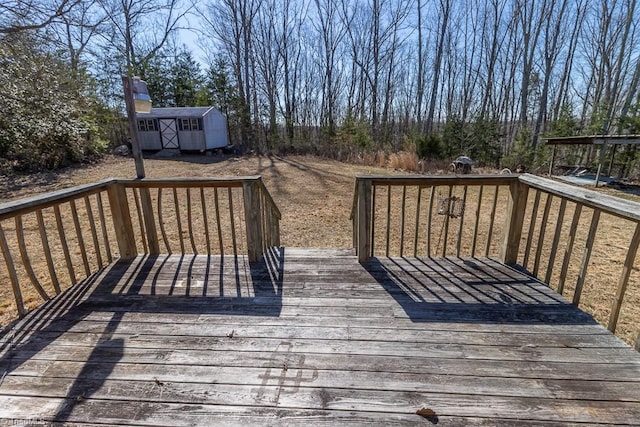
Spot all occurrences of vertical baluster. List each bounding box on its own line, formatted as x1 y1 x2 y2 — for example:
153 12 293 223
200 188 211 255
229 187 238 256
557 204 582 295
70 200 90 277
260 189 269 254
400 185 407 257
187 188 197 254
413 186 422 257
426 186 435 257
15 215 49 300
523 190 541 269
132 188 148 253
36 209 60 294
371 185 376 257
484 185 499 257
157 188 171 254
471 186 483 257
214 188 224 256
385 185 391 257
608 222 640 333
173 188 185 254
533 193 552 277
96 192 113 263
84 195 103 268
441 186 453 257
573 209 601 306
0 222 25 316
456 186 468 257
545 198 567 285
54 204 76 284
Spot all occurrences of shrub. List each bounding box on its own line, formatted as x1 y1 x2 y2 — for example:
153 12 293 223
0 33 108 171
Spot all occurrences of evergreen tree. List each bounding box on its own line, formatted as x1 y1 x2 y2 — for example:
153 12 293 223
171 48 203 107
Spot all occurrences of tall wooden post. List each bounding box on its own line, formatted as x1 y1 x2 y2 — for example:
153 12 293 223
500 178 529 265
243 180 264 263
122 77 159 254
122 76 146 179
357 178 372 264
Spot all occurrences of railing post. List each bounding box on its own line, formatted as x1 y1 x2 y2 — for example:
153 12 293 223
107 182 137 260
243 179 263 263
500 178 529 265
357 178 372 264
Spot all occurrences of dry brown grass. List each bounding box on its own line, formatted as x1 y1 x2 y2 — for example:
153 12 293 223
1 153 639 347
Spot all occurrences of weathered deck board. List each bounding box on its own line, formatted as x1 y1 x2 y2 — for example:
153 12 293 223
1 249 640 425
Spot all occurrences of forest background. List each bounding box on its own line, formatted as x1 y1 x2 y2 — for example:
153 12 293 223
1 0 640 177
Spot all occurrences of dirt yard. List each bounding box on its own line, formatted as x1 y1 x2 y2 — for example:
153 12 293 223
1 154 402 249
1 153 639 346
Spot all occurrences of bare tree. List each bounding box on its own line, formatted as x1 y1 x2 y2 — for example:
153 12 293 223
531 0 570 149
425 0 451 135
56 0 109 77
312 0 347 139
0 0 83 33
98 0 190 74
200 0 261 145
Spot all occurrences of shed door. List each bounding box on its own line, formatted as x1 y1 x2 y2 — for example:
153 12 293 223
159 119 179 149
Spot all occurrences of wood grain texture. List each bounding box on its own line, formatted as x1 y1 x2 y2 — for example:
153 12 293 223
1 250 639 426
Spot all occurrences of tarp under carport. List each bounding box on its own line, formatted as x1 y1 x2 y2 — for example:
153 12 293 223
544 135 640 187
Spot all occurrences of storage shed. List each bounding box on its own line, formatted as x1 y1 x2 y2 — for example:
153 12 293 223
136 106 229 151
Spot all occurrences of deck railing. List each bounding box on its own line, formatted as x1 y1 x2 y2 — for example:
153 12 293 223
352 173 640 348
350 175 521 261
0 176 280 320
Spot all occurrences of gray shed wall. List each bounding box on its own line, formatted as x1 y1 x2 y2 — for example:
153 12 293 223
203 109 228 149
136 107 228 151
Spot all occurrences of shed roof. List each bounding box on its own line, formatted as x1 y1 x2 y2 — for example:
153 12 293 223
544 135 640 145
138 106 216 118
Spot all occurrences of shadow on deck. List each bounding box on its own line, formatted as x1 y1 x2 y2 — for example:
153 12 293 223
365 256 597 325
0 247 284 423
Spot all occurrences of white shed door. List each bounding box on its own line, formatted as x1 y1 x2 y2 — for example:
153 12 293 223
159 119 179 149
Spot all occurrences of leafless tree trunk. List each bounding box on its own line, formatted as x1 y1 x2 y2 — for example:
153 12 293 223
425 0 451 135
531 0 569 149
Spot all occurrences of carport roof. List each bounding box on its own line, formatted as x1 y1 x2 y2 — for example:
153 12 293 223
544 135 640 145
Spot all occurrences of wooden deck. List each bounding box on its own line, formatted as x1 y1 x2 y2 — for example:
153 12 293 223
1 248 640 426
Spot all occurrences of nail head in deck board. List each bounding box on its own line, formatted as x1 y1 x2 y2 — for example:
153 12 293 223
2 249 640 425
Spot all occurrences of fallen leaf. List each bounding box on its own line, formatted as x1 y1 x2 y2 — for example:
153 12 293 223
416 407 436 417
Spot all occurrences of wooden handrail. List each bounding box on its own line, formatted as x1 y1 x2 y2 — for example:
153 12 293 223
118 176 256 188
0 179 113 220
520 174 640 222
0 176 281 321
352 175 520 262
